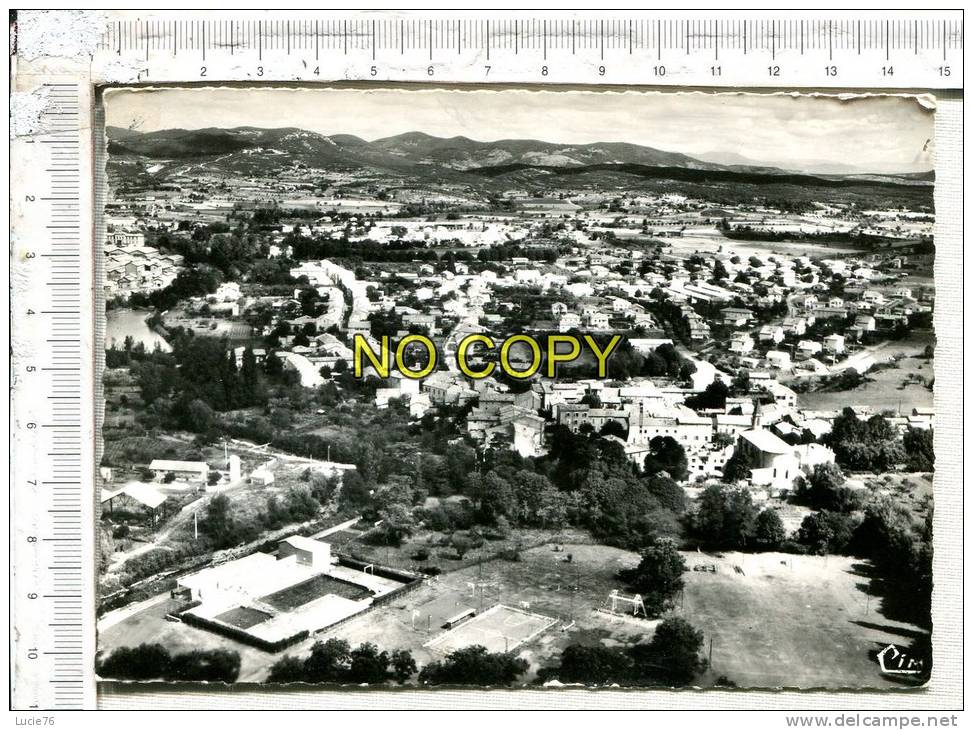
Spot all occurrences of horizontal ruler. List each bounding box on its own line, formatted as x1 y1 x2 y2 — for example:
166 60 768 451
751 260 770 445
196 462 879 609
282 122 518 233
86 13 964 88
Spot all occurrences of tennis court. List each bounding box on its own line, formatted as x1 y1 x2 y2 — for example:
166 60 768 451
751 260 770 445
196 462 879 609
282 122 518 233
424 604 557 655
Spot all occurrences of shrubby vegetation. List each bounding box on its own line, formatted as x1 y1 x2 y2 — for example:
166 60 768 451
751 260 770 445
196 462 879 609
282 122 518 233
200 487 323 550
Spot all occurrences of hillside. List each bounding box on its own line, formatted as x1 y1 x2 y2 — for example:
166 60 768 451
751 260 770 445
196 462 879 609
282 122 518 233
105 125 934 206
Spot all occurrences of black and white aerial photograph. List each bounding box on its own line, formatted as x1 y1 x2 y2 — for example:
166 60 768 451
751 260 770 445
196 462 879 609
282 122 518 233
96 87 936 689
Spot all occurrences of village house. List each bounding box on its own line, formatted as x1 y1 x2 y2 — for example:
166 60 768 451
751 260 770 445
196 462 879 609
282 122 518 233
721 307 754 327
758 325 785 344
796 340 823 360
729 332 754 354
823 334 846 354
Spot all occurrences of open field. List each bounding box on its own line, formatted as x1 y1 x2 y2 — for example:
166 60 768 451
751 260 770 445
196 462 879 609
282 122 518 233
679 551 926 688
660 229 869 260
798 335 935 412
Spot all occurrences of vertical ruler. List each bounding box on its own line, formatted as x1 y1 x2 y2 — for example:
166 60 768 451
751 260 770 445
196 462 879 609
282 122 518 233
10 81 96 710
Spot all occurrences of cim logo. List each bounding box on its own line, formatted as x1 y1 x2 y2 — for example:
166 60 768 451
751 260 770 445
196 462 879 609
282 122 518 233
876 644 924 675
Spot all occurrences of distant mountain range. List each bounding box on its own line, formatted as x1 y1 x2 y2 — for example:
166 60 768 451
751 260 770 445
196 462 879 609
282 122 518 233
106 125 933 190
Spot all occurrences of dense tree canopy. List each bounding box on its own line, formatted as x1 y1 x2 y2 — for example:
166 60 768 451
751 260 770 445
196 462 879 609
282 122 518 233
418 645 528 686
541 617 706 687
266 639 416 685
825 408 906 472
689 483 759 549
97 644 240 683
642 436 689 482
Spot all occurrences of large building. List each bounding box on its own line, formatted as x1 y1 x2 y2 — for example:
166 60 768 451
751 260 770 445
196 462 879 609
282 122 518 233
733 428 835 490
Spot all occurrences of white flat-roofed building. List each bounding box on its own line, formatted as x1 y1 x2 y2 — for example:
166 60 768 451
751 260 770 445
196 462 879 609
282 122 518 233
148 459 209 482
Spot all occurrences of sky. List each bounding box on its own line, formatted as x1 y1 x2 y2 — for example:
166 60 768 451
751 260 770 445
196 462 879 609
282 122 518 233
105 87 935 174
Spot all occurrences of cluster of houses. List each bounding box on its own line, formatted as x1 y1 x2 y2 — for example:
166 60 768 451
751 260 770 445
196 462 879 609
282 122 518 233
105 168 934 501
104 228 185 300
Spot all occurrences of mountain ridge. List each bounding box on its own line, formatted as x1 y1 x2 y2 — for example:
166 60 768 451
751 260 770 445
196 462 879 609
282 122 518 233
105 125 933 186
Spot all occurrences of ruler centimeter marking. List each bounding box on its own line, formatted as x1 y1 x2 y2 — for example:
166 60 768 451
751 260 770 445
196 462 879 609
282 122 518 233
91 14 962 87
11 81 95 710
96 16 963 57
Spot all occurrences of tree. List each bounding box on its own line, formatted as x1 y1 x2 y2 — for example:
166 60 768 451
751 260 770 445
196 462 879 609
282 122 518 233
684 379 729 411
643 436 689 482
450 533 472 560
186 398 217 433
535 485 571 529
546 644 634 685
721 446 757 483
96 644 240 683
851 496 932 626
753 508 787 549
96 643 172 680
473 471 517 525
168 648 241 682
418 645 528 686
825 408 906 472
600 419 628 440
303 638 351 683
201 493 236 548
645 473 687 514
619 538 687 615
339 470 372 510
798 462 864 512
635 616 705 686
691 484 758 549
266 655 305 683
903 427 935 472
797 510 859 555
347 642 391 684
390 649 417 684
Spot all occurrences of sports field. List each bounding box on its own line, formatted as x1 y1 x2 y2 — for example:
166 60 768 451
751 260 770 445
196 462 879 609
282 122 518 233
425 604 557 655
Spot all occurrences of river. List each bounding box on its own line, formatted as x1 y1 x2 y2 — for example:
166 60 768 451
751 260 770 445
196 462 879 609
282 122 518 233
105 308 172 352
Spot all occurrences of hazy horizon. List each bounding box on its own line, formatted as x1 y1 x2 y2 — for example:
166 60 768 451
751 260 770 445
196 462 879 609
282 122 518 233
105 87 936 176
